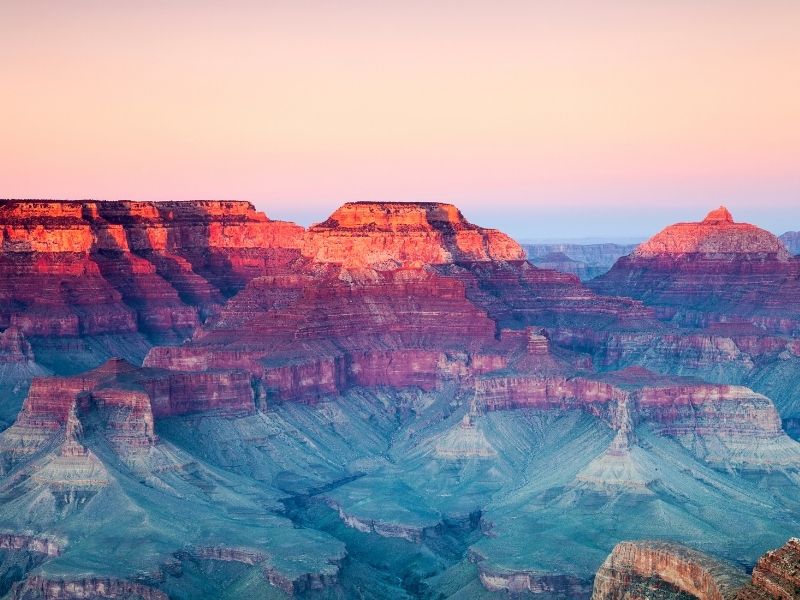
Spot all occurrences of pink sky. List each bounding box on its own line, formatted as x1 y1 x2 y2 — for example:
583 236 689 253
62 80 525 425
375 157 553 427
1 1 799 238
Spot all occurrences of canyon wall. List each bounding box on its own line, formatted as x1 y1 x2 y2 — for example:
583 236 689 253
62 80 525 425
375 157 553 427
591 540 748 600
593 538 800 600
0 200 303 339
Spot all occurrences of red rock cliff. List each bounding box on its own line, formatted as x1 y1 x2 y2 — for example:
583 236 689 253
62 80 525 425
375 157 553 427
0 200 303 338
590 207 800 334
736 538 800 599
592 540 748 600
302 202 525 269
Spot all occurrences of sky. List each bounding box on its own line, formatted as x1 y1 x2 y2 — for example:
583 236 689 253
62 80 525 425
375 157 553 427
1 0 799 240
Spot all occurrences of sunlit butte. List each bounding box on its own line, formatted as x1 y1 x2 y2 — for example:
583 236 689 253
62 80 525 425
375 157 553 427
1 0 799 238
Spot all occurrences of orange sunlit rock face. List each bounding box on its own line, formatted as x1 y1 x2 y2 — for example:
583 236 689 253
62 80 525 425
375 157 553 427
591 206 800 334
0 200 304 338
303 201 525 269
633 206 790 259
592 541 748 600
593 538 800 600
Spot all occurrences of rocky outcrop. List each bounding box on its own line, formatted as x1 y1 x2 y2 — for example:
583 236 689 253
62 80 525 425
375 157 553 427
0 358 256 471
631 206 789 259
187 545 265 565
735 538 800 599
475 375 625 418
9 575 168 600
637 384 781 436
263 566 340 596
303 202 525 269
0 328 35 364
0 533 62 557
592 540 748 600
478 566 591 597
590 207 800 334
329 500 436 543
593 538 800 600
91 200 304 298
0 200 303 339
178 545 343 596
138 370 255 417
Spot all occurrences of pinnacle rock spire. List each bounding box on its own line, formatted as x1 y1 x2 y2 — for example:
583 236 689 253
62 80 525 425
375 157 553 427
703 206 734 224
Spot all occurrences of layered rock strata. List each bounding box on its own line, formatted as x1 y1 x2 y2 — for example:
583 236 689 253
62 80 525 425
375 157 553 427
0 358 256 473
735 538 800 599
780 231 800 255
591 540 748 600
593 538 800 600
0 200 303 339
9 575 168 600
591 207 800 334
302 201 525 268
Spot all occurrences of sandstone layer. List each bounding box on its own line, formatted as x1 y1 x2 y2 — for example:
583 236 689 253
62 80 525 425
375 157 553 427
593 538 800 600
591 540 748 600
0 200 303 339
590 207 800 334
736 538 800 599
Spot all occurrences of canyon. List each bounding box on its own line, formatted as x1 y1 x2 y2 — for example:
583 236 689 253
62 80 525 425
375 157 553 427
780 231 800 256
0 200 798 599
524 242 638 280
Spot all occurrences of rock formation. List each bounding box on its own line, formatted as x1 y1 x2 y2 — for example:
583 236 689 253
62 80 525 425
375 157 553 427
0 200 303 340
2 200 800 599
9 575 169 600
302 201 525 268
736 537 800 599
590 207 800 334
591 540 748 599
0 328 35 365
593 538 800 600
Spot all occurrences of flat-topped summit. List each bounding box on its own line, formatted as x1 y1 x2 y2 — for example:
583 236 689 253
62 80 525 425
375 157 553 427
633 206 790 259
304 201 525 267
0 199 270 223
312 201 474 232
